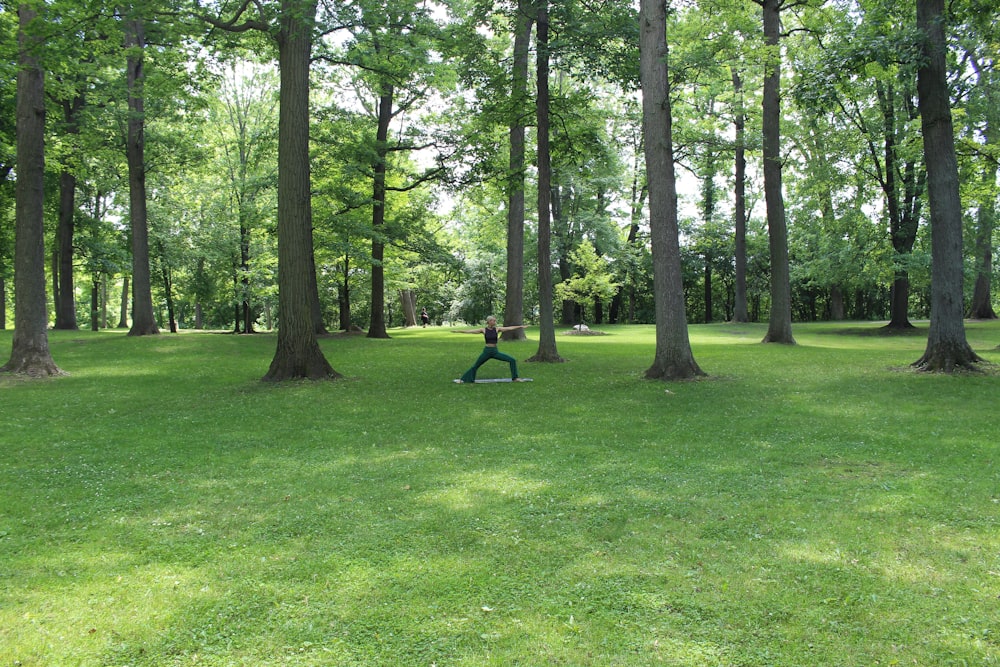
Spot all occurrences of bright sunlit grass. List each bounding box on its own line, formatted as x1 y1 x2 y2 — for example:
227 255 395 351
1 321 998 666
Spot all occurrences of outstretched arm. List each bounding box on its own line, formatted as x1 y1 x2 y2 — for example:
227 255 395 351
452 327 484 334
496 325 529 332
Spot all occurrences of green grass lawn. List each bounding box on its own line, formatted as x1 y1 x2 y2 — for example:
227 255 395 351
1 321 998 666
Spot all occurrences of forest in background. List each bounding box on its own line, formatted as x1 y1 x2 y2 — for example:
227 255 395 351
0 0 997 336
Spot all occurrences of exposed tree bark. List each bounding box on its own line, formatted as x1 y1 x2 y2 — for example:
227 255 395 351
968 61 997 320
731 67 749 323
880 82 908 328
54 96 84 330
912 0 983 372
367 81 393 339
704 254 713 323
239 221 256 333
160 257 177 333
308 248 327 334
759 0 795 344
553 184 577 326
876 80 924 331
399 289 417 326
527 0 563 364
232 269 241 331
502 0 534 343
118 274 129 327
338 253 352 330
91 277 100 332
54 169 78 329
701 149 718 324
969 173 997 319
123 12 159 336
3 5 62 377
627 187 647 324
639 0 703 381
101 277 108 328
829 285 845 320
51 247 58 314
263 0 340 381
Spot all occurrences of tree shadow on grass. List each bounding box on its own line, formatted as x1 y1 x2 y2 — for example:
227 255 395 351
820 324 929 338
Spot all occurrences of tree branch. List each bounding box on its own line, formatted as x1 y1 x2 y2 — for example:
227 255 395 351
194 0 269 33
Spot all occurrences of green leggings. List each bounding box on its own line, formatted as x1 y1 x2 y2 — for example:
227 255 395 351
461 346 519 383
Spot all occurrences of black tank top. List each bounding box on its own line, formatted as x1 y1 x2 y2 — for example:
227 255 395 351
484 327 498 344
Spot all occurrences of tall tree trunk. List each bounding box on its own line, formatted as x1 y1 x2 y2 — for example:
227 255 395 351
553 184 577 326
701 149 717 324
308 248 327 334
367 82 393 339
760 0 794 344
502 1 533 342
239 222 256 333
158 247 177 333
731 67 749 323
118 275 129 327
3 5 62 377
263 0 340 381
399 289 417 326
880 81 909 329
704 254 713 323
0 152 9 327
101 277 108 328
969 171 997 319
830 286 845 320
91 193 109 329
639 0 703 381
338 253 352 330
878 80 924 330
912 0 982 371
124 13 159 336
51 248 58 314
527 1 563 363
54 170 78 330
54 96 84 330
232 265 241 332
969 92 997 319
91 278 100 331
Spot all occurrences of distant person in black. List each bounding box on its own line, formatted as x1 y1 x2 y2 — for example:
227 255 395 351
420 307 430 327
454 316 528 383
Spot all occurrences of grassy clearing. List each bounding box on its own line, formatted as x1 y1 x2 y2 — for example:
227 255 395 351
1 321 998 666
